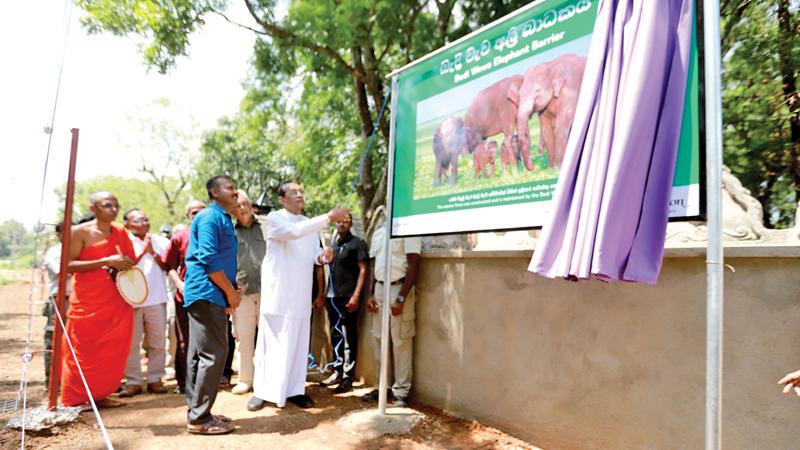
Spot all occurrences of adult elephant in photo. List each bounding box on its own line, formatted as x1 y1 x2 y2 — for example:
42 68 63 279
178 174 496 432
432 116 469 185
517 53 586 169
465 74 523 173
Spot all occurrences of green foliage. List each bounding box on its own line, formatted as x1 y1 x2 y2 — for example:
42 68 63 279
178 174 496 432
76 0 800 232
77 0 228 73
76 0 538 233
721 1 800 228
0 220 38 269
56 175 196 232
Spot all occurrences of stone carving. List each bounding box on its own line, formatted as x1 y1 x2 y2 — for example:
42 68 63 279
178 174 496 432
665 166 794 244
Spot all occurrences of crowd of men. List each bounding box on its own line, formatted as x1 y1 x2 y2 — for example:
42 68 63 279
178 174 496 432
42 175 421 435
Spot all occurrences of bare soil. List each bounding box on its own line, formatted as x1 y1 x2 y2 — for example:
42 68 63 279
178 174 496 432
0 271 537 449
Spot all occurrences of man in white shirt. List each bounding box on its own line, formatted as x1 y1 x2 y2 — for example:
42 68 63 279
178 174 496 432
248 182 348 411
41 221 71 388
120 208 171 397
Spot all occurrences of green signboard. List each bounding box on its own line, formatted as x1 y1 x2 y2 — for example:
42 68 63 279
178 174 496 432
390 0 702 237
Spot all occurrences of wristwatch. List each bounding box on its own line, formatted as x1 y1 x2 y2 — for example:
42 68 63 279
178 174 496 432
395 294 406 304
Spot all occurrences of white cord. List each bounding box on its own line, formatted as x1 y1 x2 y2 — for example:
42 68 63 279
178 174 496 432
51 303 115 450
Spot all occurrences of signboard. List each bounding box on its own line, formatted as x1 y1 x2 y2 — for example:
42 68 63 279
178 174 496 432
390 0 702 237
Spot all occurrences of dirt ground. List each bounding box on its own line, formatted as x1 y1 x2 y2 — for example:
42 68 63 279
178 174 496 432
0 272 537 449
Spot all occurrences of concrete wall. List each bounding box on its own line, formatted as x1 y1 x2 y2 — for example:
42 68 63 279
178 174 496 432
358 249 800 449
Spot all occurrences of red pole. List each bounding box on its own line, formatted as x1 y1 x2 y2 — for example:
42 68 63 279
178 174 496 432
48 128 79 410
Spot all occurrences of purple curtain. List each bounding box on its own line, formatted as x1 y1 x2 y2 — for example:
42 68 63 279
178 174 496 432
528 0 694 284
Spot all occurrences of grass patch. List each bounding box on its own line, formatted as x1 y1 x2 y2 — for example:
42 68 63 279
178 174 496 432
413 114 559 199
0 268 29 285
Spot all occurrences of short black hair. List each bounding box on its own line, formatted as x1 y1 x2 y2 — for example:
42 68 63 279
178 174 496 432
206 175 234 200
54 221 65 234
123 208 141 222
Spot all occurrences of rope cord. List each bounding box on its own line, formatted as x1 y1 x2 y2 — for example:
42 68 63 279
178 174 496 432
19 1 74 447
309 90 391 374
51 303 114 449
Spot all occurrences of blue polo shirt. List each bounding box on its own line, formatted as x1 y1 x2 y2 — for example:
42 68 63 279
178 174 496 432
183 202 238 308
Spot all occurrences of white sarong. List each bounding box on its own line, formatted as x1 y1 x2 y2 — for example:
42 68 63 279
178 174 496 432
253 314 310 407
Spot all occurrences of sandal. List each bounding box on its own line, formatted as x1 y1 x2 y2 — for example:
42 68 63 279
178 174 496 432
187 418 234 435
78 398 124 413
213 414 232 423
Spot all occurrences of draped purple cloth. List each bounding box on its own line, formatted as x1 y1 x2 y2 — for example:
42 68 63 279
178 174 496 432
528 0 694 285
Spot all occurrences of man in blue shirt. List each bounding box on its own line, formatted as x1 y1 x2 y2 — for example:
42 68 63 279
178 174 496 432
183 176 241 435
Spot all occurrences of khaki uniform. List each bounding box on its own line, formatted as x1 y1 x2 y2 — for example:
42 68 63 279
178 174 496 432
369 225 421 398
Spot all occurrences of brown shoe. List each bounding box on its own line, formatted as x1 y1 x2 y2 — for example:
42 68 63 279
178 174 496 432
186 417 234 435
118 385 142 398
147 381 168 394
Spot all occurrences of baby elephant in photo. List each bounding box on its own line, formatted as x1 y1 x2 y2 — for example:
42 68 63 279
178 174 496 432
500 134 518 175
473 140 496 179
433 116 469 185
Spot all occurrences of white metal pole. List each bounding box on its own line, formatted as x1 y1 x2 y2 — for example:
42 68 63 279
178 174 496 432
379 77 399 415
703 0 724 449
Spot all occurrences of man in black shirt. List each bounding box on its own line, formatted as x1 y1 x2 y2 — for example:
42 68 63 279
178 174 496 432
323 213 368 393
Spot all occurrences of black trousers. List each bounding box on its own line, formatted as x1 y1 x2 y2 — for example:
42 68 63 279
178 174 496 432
174 298 190 389
223 319 235 379
326 297 359 379
185 301 228 425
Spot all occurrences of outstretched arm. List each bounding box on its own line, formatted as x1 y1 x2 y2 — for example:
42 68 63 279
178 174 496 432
778 369 800 396
267 207 349 241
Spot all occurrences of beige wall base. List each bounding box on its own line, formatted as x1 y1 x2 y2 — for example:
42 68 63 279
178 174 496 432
356 252 800 448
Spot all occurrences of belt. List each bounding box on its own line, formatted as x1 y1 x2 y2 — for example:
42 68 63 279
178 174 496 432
379 278 404 286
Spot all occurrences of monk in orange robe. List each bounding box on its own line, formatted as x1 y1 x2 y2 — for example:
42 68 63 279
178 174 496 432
62 191 136 408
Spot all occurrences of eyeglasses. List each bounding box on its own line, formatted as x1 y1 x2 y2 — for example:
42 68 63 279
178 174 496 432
188 209 203 217
335 220 352 225
130 218 149 225
95 202 120 210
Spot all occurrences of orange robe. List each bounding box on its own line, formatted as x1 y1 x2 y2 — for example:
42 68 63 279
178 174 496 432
60 223 136 406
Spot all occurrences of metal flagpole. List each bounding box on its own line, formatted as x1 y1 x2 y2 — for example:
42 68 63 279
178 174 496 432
48 128 79 410
702 0 724 448
378 76 400 415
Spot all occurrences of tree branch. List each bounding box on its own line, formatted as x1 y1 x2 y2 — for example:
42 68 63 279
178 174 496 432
242 0 362 80
208 5 267 35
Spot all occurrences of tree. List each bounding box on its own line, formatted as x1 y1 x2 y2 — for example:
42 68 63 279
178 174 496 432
721 1 799 227
76 0 532 229
56 175 196 232
0 220 37 268
119 98 197 219
0 220 29 258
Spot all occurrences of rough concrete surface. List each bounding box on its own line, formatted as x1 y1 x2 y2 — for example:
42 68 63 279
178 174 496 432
338 406 424 440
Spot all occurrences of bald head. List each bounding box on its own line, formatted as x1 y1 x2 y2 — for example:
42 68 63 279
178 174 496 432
234 190 255 227
185 200 206 222
236 190 251 204
89 191 116 205
88 191 120 224
185 200 206 215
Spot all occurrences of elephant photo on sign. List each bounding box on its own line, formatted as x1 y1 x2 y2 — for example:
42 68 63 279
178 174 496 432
411 36 591 200
432 116 470 186
517 53 587 169
464 74 524 173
